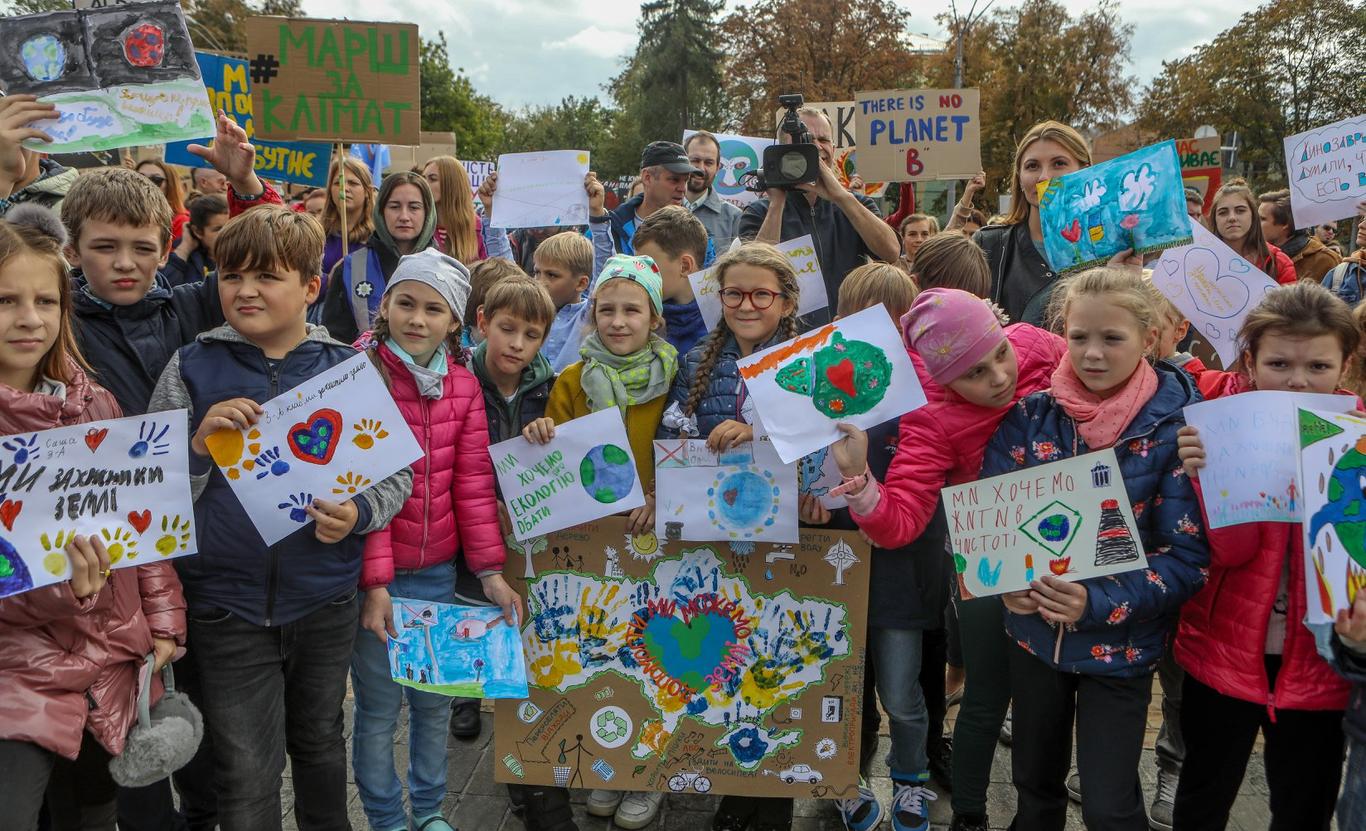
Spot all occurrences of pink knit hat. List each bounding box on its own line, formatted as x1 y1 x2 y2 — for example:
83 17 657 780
901 288 1006 385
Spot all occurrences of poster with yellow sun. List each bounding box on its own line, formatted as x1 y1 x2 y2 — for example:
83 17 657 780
0 411 195 599
489 150 591 229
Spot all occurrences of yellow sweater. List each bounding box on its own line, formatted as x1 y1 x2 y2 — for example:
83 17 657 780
546 362 667 494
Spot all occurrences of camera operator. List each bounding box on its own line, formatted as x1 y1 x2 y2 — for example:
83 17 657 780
739 107 900 326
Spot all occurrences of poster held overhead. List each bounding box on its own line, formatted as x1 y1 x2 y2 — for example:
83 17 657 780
853 89 982 183
1282 115 1366 228
683 129 772 209
489 151 592 230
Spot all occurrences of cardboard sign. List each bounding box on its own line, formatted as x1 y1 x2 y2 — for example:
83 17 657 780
1038 140 1193 274
164 52 330 188
1176 136 1222 215
489 409 645 542
944 449 1148 598
244 16 421 145
1299 408 1366 622
388 600 528 698
736 305 927 464
688 234 829 331
489 150 591 230
1186 392 1354 529
493 517 870 796
1282 114 1366 228
853 89 982 183
773 101 887 197
654 438 799 544
683 129 771 209
1150 223 1279 368
203 353 423 546
0 412 196 599
2 2 213 154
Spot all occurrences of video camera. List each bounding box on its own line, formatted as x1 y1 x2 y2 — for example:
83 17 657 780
745 94 822 192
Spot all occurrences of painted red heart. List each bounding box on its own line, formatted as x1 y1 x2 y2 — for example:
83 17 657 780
85 427 109 452
287 409 343 465
723 488 738 506
824 358 858 398
0 499 21 532
128 510 152 535
1060 219 1082 244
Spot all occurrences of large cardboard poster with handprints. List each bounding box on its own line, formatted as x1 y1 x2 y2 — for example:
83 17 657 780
493 517 871 798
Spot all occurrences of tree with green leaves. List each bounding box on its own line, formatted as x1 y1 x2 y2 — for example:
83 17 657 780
502 97 614 158
418 33 504 160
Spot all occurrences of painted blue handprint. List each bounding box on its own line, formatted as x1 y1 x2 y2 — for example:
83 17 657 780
2 435 39 464
277 493 313 523
254 447 291 480
128 421 171 459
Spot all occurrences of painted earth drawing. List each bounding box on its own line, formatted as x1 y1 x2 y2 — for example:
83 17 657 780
581 444 636 504
773 332 892 417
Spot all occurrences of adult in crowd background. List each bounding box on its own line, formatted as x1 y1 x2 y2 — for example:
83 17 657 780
609 141 702 256
1317 223 1346 257
423 155 487 263
191 167 227 198
136 158 189 244
899 213 939 272
1208 179 1296 284
1185 186 1206 222
1258 188 1342 282
944 171 987 236
321 156 376 280
683 131 743 253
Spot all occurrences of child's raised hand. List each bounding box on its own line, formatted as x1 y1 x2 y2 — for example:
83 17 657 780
964 171 987 196
522 417 556 445
188 111 261 196
585 172 606 216
1107 248 1144 272
830 423 869 478
1176 425 1205 480
626 493 655 536
309 497 359 543
481 573 524 628
361 586 398 643
706 420 753 452
65 534 111 599
1335 593 1366 648
192 398 263 457
799 493 831 526
477 171 499 216
0 94 54 194
1031 575 1088 624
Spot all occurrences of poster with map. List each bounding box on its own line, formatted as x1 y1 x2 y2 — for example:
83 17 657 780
1298 407 1366 623
493 517 870 797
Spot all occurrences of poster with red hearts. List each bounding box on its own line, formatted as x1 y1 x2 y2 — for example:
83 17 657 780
0 411 195 599
204 353 422 545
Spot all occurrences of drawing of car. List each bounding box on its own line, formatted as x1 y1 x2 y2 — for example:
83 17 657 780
779 764 823 784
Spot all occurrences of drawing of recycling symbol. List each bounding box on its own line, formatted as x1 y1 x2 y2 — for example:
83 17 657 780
595 711 628 742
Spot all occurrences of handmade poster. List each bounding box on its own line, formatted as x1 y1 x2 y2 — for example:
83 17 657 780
163 52 330 188
1282 115 1366 228
943 449 1148 599
0 412 196 599
1185 391 1352 529
1 2 214 153
853 89 982 183
463 160 496 195
736 305 926 464
654 438 798 544
798 446 846 510
493 516 870 797
1150 223 1279 368
388 600 529 698
683 129 771 209
244 16 421 145
1037 140 1193 274
1299 408 1366 622
490 151 591 230
772 101 886 197
688 234 829 331
490 409 645 542
1177 136 1223 215
203 353 422 546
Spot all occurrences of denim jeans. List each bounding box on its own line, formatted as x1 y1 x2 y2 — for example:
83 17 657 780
351 561 457 830
1340 737 1366 831
188 592 359 831
868 626 928 778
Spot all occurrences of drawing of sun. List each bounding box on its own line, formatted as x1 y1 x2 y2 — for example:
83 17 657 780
351 419 390 450
206 427 263 480
624 530 662 562
155 515 192 557
707 467 781 539
333 471 373 495
39 530 75 576
100 527 138 564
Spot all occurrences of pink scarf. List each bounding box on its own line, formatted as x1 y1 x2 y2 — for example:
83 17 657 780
1049 359 1159 449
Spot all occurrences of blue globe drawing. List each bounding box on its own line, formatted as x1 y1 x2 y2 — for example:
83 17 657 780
21 35 66 83
580 444 635 504
1037 513 1071 543
708 470 778 533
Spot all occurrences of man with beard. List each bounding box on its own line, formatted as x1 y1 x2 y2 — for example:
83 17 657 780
683 131 743 253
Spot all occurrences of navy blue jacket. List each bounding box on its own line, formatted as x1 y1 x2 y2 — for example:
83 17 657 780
980 363 1209 677
610 195 716 264
1331 637 1366 743
663 300 707 358
149 325 412 627
659 331 788 440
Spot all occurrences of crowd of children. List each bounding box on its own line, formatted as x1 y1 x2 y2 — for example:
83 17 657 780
3 94 1366 831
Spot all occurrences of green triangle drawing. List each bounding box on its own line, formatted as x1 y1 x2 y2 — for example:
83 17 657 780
1299 168 1310 180
1299 408 1345 448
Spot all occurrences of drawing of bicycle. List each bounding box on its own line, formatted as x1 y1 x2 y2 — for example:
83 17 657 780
667 770 712 793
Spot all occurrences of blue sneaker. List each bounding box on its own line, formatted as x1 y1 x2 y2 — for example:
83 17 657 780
837 782 883 831
890 777 937 831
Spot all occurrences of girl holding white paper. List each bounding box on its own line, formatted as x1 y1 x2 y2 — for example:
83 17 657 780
1172 281 1360 830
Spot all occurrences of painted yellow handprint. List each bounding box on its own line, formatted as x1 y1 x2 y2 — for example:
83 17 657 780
351 418 390 450
155 515 192 557
100 527 138 564
39 529 76 575
332 471 373 495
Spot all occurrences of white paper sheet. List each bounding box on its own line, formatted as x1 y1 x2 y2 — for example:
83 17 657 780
689 235 830 331
654 437 799 543
490 150 591 229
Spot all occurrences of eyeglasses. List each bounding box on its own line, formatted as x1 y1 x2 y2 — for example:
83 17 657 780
143 174 166 186
719 288 785 310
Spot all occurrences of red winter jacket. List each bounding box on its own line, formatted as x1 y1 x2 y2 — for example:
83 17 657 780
850 323 1066 549
1176 370 1352 711
360 343 504 590
0 361 186 759
1263 243 1298 286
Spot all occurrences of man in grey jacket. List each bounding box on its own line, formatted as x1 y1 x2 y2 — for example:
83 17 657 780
684 131 743 253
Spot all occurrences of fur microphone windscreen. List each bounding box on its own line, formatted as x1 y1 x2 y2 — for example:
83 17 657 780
4 203 69 248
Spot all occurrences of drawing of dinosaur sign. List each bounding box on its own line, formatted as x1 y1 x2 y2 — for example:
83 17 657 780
942 448 1148 599
736 304 926 463
0 412 196 599
203 353 422 546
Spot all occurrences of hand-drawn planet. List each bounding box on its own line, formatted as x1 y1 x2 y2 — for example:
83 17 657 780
21 35 66 83
580 444 635 504
122 22 166 69
708 468 780 538
1037 513 1071 543
1308 435 1366 575
0 536 34 598
774 331 892 417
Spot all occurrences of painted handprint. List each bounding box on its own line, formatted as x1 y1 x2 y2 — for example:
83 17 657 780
3 435 40 465
277 493 313 523
128 420 171 459
1119 163 1156 212
253 447 291 480
100 526 138 564
351 419 390 450
155 515 192 556
333 471 372 495
38 529 75 575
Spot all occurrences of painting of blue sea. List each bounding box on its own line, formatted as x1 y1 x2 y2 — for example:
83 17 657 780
388 600 529 698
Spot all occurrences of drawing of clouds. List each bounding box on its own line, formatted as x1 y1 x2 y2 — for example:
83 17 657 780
1120 164 1157 212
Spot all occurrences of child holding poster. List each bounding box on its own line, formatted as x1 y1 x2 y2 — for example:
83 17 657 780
1172 280 1359 829
976 267 1208 831
350 249 519 831
0 207 186 831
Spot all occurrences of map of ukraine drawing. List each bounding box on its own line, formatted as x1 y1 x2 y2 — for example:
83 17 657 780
524 547 848 769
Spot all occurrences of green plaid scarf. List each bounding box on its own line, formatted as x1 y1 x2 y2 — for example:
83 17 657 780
578 332 678 415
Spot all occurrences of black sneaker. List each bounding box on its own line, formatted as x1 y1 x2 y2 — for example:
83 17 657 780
949 813 989 831
519 786 578 831
448 699 481 739
927 736 953 790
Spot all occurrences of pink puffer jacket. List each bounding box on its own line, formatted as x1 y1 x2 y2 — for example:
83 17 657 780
0 361 187 759
360 344 504 589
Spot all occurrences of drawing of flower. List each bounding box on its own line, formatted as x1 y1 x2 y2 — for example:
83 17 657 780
1090 644 1115 663
1107 602 1131 624
1120 213 1141 231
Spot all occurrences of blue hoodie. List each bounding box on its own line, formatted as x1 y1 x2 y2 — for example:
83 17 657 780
663 299 707 357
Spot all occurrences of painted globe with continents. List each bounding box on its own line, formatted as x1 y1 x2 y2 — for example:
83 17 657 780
1309 437 1366 571
1037 513 1071 543
580 444 636 504
774 331 893 418
21 35 66 83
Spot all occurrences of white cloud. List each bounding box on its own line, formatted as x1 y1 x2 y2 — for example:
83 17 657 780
546 25 637 55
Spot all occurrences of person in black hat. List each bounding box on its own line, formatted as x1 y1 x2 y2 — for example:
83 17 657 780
605 141 712 259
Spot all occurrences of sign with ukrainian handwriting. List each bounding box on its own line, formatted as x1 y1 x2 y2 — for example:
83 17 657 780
688 234 829 331
854 89 982 183
654 438 799 544
0 412 196 599
1282 114 1366 228
244 16 421 145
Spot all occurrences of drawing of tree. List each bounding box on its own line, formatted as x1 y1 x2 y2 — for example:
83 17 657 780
473 658 485 684
823 540 860 586
508 533 548 579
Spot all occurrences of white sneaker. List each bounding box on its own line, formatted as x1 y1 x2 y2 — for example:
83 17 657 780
614 791 665 830
586 788 623 817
